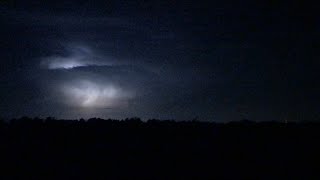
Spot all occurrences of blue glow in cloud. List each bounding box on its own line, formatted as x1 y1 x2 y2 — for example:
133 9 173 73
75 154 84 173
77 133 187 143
40 45 113 69
60 80 133 108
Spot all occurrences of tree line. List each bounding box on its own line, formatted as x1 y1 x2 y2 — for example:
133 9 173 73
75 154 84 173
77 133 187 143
0 117 319 179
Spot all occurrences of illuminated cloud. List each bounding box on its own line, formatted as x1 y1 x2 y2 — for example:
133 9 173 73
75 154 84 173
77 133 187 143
42 56 91 69
60 80 132 108
38 43 154 111
40 45 113 69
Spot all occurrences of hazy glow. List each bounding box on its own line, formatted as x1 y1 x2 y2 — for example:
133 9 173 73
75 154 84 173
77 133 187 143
42 57 89 69
40 45 111 69
61 80 129 108
42 44 133 109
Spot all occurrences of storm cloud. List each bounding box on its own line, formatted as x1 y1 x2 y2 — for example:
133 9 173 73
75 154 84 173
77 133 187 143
0 0 319 121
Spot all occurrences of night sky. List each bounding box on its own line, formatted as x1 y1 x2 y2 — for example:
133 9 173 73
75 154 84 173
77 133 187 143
0 0 319 121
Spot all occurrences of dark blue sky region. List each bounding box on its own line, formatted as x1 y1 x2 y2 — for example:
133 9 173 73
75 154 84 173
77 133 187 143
0 0 319 121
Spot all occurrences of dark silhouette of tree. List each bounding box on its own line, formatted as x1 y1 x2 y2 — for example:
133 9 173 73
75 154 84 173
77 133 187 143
0 117 319 179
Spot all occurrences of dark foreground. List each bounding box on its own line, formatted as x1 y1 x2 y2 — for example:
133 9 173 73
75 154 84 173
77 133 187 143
0 117 319 179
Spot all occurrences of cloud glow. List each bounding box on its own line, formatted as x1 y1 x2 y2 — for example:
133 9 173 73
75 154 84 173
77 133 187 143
40 44 136 110
61 80 130 108
42 56 91 69
40 45 112 69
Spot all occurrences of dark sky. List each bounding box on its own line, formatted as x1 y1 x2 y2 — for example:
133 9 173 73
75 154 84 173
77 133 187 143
0 0 319 121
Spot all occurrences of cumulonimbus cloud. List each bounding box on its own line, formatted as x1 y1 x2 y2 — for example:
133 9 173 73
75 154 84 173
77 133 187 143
39 43 154 110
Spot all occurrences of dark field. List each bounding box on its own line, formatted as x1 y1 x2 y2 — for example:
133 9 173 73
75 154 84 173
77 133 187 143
0 117 319 179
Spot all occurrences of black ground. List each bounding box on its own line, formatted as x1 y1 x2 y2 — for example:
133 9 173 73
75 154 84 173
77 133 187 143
0 117 319 179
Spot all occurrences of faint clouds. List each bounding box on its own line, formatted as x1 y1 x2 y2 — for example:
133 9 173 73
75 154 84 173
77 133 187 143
40 45 112 69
